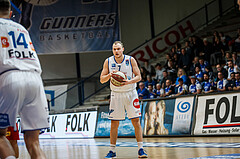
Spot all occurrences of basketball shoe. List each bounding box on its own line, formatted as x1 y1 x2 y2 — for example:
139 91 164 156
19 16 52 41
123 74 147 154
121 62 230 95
138 148 148 158
104 150 116 159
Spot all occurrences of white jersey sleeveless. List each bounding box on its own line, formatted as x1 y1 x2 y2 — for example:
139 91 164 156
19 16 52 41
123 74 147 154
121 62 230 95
0 18 41 75
108 55 136 92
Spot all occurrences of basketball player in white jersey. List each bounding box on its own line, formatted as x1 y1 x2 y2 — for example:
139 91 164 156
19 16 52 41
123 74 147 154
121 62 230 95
0 0 49 158
100 41 148 158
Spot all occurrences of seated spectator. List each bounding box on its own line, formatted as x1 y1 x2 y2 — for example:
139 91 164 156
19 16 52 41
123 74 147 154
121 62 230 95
217 72 228 92
189 76 202 94
199 58 209 73
224 52 232 67
155 83 162 98
174 78 188 96
145 75 156 89
232 52 240 67
166 60 177 80
178 48 191 71
219 32 230 51
137 82 149 99
190 56 199 75
140 66 149 82
162 79 174 97
233 72 240 90
226 72 236 91
201 38 214 62
148 84 157 99
195 65 204 82
214 64 228 79
227 60 239 80
172 53 179 69
175 68 188 85
155 63 165 82
164 53 172 69
160 70 173 89
204 66 214 80
201 73 214 93
234 34 240 52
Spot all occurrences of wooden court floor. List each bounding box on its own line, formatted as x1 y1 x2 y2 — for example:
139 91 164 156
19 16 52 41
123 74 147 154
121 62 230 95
17 136 240 159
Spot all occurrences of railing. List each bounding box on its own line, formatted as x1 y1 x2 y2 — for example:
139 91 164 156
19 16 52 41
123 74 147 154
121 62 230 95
47 0 237 110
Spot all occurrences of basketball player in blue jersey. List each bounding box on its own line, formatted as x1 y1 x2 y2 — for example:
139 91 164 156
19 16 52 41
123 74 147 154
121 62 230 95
0 1 49 158
100 41 147 158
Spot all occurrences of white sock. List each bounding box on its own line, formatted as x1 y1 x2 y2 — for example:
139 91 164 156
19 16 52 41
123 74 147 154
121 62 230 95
5 156 16 159
137 142 143 149
110 144 116 152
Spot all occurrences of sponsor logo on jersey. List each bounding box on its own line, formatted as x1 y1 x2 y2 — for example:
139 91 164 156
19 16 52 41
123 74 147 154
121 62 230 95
126 59 129 66
133 98 140 109
1 37 9 48
112 63 116 68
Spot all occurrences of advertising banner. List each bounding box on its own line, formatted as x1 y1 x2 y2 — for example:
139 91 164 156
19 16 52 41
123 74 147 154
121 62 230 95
95 105 136 137
45 84 68 111
11 0 119 54
142 97 194 136
194 93 240 135
17 111 97 138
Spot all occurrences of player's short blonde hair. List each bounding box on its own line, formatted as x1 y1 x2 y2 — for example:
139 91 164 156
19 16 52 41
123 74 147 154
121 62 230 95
113 41 124 48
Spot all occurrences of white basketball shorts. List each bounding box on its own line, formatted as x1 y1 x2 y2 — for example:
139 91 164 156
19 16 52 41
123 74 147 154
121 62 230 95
109 89 141 120
0 70 49 132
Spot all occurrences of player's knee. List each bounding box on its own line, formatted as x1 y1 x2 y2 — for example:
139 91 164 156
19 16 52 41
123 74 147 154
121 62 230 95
131 118 140 128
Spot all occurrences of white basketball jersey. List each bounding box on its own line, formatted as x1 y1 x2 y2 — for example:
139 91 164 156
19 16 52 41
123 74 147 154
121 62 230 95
0 18 41 75
108 55 136 92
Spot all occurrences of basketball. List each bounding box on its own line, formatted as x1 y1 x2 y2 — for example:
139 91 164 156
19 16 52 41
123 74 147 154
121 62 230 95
24 0 58 6
110 71 126 87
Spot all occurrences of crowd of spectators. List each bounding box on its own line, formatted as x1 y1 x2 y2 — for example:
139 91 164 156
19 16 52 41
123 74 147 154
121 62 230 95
137 29 240 99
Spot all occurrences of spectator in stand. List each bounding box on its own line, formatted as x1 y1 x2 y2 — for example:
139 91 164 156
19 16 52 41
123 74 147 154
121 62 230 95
148 84 156 99
175 43 182 55
233 72 240 90
195 65 204 82
234 34 240 52
192 36 204 57
155 83 162 98
162 79 174 97
212 30 220 43
212 37 224 65
232 52 240 67
178 48 191 71
185 40 193 61
144 61 155 77
164 53 172 69
155 63 165 82
204 66 214 80
227 60 239 80
169 47 176 57
173 53 179 69
201 38 214 63
145 75 156 89
214 64 228 79
199 58 209 73
175 68 188 85
201 73 214 93
226 72 236 91
166 60 177 80
137 82 149 99
160 70 172 89
190 56 199 75
217 72 228 92
224 52 232 67
174 78 188 96
188 36 194 48
219 32 229 51
189 76 202 94
140 66 149 82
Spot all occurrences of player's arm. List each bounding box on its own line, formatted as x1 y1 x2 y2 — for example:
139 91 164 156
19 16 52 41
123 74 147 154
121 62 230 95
100 59 111 84
124 57 142 85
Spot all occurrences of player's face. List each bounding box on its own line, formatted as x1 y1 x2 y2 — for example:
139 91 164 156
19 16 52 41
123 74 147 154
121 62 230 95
112 43 124 59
